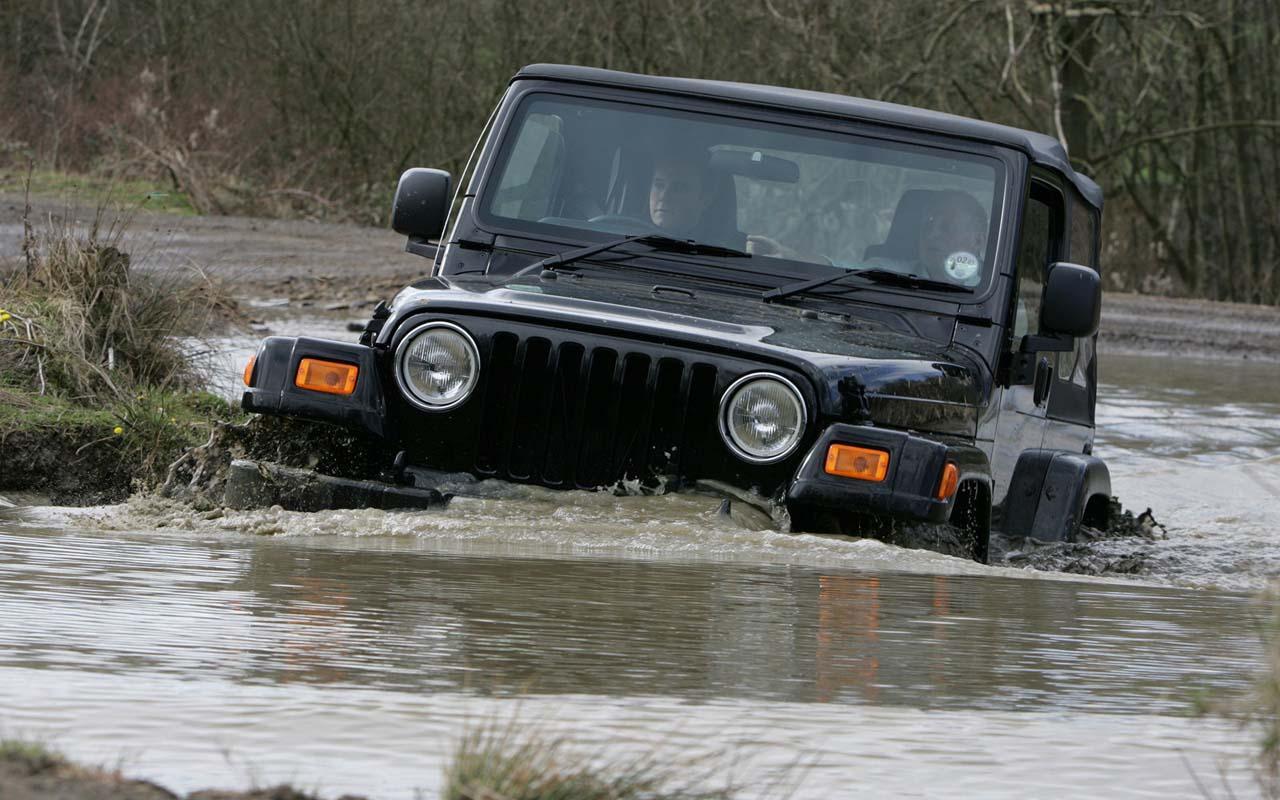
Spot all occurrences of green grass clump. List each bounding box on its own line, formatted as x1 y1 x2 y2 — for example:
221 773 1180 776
444 722 738 800
0 739 67 775
0 167 197 215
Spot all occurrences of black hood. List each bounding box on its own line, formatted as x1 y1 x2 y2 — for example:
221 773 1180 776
385 275 985 436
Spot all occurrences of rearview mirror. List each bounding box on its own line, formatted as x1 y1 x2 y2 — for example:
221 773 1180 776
1040 262 1101 338
391 168 452 239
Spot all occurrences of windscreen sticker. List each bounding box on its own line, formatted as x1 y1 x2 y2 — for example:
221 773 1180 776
944 251 980 282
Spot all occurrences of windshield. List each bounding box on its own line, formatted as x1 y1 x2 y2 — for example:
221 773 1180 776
481 93 1005 291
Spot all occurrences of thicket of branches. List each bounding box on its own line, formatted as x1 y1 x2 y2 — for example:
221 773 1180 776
1 0 1277 303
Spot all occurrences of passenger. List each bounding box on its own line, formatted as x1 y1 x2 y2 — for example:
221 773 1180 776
872 190 989 285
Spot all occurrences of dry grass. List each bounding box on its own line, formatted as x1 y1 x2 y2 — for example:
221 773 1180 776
443 721 747 800
1247 586 1280 797
1 198 233 402
1192 583 1280 799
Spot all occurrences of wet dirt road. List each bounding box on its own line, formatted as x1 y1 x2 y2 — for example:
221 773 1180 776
2 349 1279 798
5 195 1280 361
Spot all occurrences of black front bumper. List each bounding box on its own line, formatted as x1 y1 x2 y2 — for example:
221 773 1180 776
242 336 388 437
242 335 986 526
788 423 986 525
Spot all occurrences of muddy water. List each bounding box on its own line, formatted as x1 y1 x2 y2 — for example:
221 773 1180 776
1096 355 1280 589
2 351 1278 798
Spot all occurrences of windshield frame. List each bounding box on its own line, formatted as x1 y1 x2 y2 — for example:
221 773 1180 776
465 82 1016 306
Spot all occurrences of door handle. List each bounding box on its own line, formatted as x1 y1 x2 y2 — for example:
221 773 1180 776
1033 357 1052 406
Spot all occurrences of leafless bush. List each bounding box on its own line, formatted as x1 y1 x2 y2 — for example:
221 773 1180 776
1 0 1277 301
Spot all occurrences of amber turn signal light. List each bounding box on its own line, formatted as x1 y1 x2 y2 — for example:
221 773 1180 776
824 444 890 482
295 358 358 395
936 462 960 501
242 355 256 387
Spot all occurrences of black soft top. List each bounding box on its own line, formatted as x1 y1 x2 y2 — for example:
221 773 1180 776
514 64 1103 209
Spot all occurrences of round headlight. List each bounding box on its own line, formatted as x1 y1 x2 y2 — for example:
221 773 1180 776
719 373 806 463
395 321 480 411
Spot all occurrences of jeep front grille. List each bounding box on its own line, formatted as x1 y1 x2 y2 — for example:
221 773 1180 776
473 332 720 489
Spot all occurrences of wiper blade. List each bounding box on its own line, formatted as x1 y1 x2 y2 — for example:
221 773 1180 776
762 267 971 302
513 234 750 278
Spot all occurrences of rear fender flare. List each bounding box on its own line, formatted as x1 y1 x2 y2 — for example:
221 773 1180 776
1001 449 1111 542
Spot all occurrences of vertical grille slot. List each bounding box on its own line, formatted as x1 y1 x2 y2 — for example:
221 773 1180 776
575 347 619 488
505 337 552 480
541 342 585 487
679 363 720 477
475 332 519 475
613 353 656 481
646 358 688 476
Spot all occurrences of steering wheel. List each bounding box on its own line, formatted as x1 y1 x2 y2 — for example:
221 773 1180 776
586 214 661 235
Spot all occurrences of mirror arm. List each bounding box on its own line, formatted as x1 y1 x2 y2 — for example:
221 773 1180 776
1003 332 1074 386
1019 332 1075 354
405 236 439 260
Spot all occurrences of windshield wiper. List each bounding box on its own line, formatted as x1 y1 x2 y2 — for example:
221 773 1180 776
512 234 750 278
762 267 972 302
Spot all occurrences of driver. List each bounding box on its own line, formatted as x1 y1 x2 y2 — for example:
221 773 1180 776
648 148 798 258
648 150 713 237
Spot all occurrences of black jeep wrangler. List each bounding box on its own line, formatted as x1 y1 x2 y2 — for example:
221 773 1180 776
241 64 1111 562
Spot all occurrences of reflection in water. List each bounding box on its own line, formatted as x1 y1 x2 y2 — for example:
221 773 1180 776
816 575 881 704
0 522 1266 797
0 525 1262 715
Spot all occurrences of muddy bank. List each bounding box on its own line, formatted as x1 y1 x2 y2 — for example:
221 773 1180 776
4 194 1279 361
1099 291 1280 363
0 742 363 800
1 422 132 505
0 405 382 508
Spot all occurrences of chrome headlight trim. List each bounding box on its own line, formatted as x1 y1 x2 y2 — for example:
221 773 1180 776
393 320 481 412
717 372 807 464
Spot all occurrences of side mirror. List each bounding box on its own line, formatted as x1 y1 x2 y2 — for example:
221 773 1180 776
391 168 452 239
1040 262 1101 338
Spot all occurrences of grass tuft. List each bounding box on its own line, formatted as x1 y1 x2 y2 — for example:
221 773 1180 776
1195 582 1280 798
0 739 67 776
1249 585 1280 797
1 201 234 401
444 721 740 800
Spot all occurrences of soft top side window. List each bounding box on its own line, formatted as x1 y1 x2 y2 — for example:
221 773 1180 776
1011 181 1064 340
1069 197 1098 267
1059 195 1100 384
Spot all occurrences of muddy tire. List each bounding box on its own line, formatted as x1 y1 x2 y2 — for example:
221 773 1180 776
882 521 987 562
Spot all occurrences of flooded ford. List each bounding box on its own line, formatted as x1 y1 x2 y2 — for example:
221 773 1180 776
2 344 1278 799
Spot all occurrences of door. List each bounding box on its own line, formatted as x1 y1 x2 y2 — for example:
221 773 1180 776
1043 193 1100 452
990 180 1066 502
